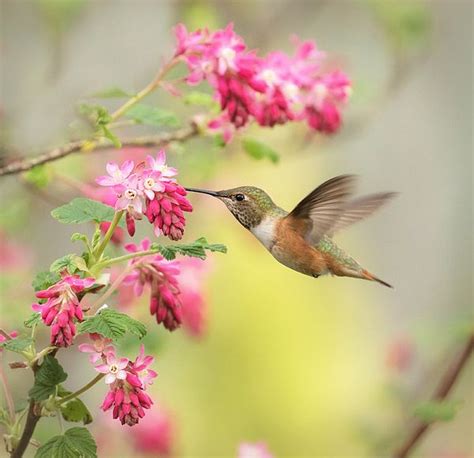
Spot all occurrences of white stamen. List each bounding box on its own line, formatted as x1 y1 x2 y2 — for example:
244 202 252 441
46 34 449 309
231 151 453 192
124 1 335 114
125 189 137 200
144 178 155 189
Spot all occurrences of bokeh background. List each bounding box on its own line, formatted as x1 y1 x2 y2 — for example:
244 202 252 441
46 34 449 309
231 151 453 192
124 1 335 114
0 1 472 457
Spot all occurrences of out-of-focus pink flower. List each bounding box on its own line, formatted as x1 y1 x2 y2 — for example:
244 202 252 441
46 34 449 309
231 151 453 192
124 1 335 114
127 405 175 455
123 239 183 331
179 258 210 338
95 151 192 240
0 231 32 270
100 346 156 426
0 330 19 351
32 275 95 347
238 442 274 458
175 23 351 135
78 333 114 363
385 337 415 373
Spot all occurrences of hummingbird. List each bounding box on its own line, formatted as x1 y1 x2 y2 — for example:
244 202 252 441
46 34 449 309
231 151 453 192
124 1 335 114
186 175 396 288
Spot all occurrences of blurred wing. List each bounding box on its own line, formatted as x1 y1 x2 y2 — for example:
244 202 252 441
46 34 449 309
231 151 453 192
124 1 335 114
287 175 357 243
327 192 397 236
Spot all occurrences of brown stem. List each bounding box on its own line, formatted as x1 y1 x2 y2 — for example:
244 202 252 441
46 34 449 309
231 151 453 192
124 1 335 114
0 123 198 177
393 333 474 458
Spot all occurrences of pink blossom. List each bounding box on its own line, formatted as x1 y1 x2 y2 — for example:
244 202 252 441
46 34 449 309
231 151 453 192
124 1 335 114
238 442 274 458
127 405 174 455
78 333 114 363
0 231 32 270
386 337 415 373
95 350 129 384
146 150 178 180
32 275 95 347
123 238 183 331
96 160 134 188
115 174 143 215
100 346 156 426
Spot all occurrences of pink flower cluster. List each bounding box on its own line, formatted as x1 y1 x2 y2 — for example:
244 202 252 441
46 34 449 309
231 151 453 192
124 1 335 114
80 336 157 426
123 239 183 331
96 150 192 240
32 275 95 347
0 330 19 351
175 23 351 141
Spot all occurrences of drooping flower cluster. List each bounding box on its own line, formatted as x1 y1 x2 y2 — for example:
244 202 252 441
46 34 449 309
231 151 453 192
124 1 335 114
96 150 192 240
80 336 157 426
175 23 351 141
32 274 95 347
123 238 183 331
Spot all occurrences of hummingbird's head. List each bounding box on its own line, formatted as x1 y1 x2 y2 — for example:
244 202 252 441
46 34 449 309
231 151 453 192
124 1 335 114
185 186 276 229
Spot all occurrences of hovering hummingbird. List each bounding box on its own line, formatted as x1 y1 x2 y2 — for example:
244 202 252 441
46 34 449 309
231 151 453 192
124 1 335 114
186 175 396 287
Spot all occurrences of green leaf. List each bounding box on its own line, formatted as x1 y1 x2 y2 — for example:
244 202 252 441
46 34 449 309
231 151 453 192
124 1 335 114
89 86 133 98
151 237 227 261
100 125 121 148
414 400 462 423
29 356 68 401
35 427 97 458
32 271 61 292
0 337 33 354
78 308 146 341
242 138 279 164
58 388 93 425
51 198 117 225
23 165 52 188
78 103 111 126
126 104 180 127
24 313 42 328
50 254 90 275
183 90 216 108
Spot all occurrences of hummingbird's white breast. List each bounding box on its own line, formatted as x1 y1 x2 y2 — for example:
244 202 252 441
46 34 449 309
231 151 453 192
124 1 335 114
250 216 277 250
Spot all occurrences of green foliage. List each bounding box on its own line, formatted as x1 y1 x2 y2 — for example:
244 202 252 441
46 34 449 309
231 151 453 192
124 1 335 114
50 254 89 274
51 198 117 225
126 104 180 127
58 388 93 425
184 90 217 109
414 400 462 423
29 356 68 401
78 103 111 126
35 427 97 458
89 86 133 98
32 271 61 292
24 313 42 328
0 336 33 354
23 165 52 188
99 125 121 148
78 308 147 341
242 138 279 164
368 0 431 51
151 237 227 261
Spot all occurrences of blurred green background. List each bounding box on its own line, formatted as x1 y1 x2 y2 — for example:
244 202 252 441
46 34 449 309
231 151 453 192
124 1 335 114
0 1 472 457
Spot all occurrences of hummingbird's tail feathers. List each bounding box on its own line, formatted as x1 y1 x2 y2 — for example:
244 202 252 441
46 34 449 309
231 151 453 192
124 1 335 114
361 269 393 288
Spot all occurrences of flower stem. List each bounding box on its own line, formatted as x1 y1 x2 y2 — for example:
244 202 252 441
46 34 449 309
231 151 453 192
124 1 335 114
57 374 104 406
88 262 139 315
0 360 15 424
29 346 56 367
94 248 161 270
108 57 179 122
93 210 124 261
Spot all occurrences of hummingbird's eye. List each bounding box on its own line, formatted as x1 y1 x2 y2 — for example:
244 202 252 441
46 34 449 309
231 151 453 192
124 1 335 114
234 193 245 202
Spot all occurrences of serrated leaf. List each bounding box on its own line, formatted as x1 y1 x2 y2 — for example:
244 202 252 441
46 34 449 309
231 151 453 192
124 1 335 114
32 271 61 292
126 104 180 127
414 400 462 423
89 86 133 98
242 138 279 164
24 313 42 328
51 198 117 225
151 237 227 261
29 356 68 401
50 254 79 274
78 309 146 341
60 395 93 425
35 427 97 458
0 337 33 354
23 165 52 188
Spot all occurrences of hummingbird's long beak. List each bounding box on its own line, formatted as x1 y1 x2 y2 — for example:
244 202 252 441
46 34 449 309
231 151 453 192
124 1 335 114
185 187 220 197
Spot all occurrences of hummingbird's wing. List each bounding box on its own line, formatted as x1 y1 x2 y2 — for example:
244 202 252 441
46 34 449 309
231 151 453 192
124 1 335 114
327 192 397 236
286 175 357 243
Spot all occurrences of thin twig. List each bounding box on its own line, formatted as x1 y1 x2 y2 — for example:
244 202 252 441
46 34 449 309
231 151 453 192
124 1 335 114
393 333 474 458
0 123 198 177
